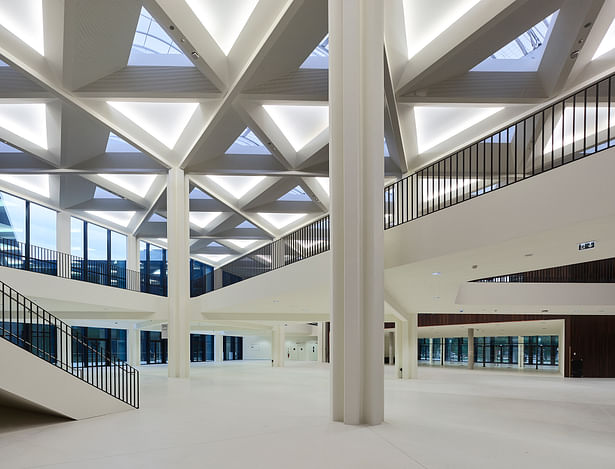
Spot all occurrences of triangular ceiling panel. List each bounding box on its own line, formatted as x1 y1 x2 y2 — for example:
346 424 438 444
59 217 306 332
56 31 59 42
128 7 193 67
107 101 199 149
0 174 50 197
593 18 615 60
0 103 47 149
185 0 259 55
258 212 306 230
0 0 44 55
225 128 270 155
190 187 212 199
85 210 136 227
277 185 312 202
94 187 121 199
189 211 222 229
0 141 20 152
148 213 166 222
105 132 140 153
263 104 328 152
300 35 329 69
98 174 157 198
413 105 503 153
206 175 266 200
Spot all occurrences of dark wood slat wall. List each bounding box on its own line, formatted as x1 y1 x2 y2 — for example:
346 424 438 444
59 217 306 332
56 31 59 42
417 313 615 378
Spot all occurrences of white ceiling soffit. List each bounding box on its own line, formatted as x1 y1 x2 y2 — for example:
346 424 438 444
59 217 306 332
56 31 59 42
0 103 47 150
402 0 480 60
592 18 615 60
0 174 50 198
413 105 504 154
98 174 158 199
258 212 306 230
185 0 259 56
263 104 329 152
315 177 329 196
107 101 199 150
0 0 44 55
224 239 258 249
84 210 136 228
206 175 266 200
198 253 230 264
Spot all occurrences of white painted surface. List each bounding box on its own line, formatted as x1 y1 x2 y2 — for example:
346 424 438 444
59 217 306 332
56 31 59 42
242 335 271 360
0 337 133 420
2 362 615 468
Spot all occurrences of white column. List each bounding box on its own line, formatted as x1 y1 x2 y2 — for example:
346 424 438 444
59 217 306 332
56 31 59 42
317 322 325 362
388 331 395 366
214 333 224 363
56 322 72 371
329 0 384 426
394 323 403 377
127 235 139 272
429 338 433 365
167 168 191 378
518 336 524 369
56 211 71 253
400 314 418 379
468 328 475 370
127 326 140 367
272 324 285 367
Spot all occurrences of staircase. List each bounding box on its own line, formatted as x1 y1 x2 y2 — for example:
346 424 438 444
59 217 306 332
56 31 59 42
0 280 139 419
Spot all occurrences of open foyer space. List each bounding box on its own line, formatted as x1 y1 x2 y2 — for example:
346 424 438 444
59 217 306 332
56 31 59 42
2 362 615 469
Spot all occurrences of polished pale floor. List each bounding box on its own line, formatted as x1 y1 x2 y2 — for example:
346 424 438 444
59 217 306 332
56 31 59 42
2 361 615 469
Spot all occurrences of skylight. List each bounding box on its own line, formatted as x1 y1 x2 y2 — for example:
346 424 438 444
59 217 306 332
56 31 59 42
94 187 121 199
0 0 45 55
105 132 140 153
300 35 329 69
236 220 256 229
0 141 20 153
208 241 224 247
128 7 193 66
190 187 212 199
384 138 390 157
148 213 166 222
225 128 270 155
0 60 8 67
278 186 311 202
471 12 557 72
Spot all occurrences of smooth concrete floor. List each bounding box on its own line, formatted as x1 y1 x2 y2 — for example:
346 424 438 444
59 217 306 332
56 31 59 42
2 361 615 469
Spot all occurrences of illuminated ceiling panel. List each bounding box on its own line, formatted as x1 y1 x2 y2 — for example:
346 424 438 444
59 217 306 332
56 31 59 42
107 101 199 149
593 18 615 60
185 0 259 56
189 211 222 229
263 104 328 152
225 239 258 249
105 132 140 153
198 253 230 263
0 174 49 197
128 7 193 66
0 103 47 149
98 174 157 198
402 0 480 60
258 212 306 230
0 0 45 55
413 105 503 153
315 177 329 196
225 128 270 155
85 211 136 227
206 175 265 200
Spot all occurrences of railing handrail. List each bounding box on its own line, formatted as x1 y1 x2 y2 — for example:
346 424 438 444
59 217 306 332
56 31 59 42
0 279 139 408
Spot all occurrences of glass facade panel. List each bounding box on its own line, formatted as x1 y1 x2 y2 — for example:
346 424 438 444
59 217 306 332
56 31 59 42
0 191 25 243
29 203 56 250
71 217 84 257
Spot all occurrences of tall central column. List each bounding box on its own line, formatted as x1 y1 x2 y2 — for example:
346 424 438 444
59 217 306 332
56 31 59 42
167 168 191 378
329 0 384 425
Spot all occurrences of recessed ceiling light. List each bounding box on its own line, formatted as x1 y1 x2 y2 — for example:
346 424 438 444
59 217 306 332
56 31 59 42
431 272 441 276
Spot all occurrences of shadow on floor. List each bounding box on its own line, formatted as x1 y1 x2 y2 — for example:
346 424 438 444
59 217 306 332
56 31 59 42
0 406 70 434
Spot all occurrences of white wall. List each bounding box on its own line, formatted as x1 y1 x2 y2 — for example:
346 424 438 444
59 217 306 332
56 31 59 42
243 335 272 360
285 337 318 361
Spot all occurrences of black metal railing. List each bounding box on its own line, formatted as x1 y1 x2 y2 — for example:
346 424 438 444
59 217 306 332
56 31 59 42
474 257 615 283
0 280 139 408
0 237 165 296
214 215 330 288
384 72 615 228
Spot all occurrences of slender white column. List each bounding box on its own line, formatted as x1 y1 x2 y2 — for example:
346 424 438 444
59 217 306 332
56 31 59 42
329 0 384 426
468 328 475 370
518 336 525 369
127 326 140 367
394 323 403 377
214 333 224 363
388 331 395 366
429 338 433 365
272 325 285 367
56 211 71 253
400 314 418 379
317 322 324 362
167 168 191 378
126 235 139 272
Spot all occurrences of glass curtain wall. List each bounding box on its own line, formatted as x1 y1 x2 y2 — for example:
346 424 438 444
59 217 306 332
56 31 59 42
140 241 167 296
190 334 214 362
71 327 127 366
223 336 243 360
190 259 214 297
140 330 168 364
